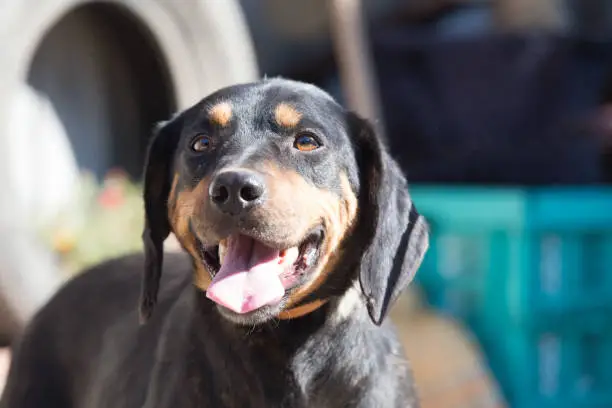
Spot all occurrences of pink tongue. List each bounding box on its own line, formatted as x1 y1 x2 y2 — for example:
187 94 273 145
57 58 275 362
206 235 299 314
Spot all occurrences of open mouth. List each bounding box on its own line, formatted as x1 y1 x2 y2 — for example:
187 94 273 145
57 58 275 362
198 228 324 314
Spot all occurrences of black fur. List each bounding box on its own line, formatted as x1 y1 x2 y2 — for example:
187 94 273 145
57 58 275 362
140 114 186 322
1 79 428 408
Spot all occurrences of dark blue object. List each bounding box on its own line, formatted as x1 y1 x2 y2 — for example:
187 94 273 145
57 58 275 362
372 32 612 184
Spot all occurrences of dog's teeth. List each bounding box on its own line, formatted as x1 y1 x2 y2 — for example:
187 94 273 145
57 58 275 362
218 241 227 264
303 247 317 266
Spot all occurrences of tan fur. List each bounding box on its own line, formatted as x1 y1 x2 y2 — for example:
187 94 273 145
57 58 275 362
209 102 233 127
274 103 302 128
168 175 213 289
273 171 358 311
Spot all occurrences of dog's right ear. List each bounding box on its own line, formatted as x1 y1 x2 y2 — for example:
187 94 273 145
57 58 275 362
139 114 183 324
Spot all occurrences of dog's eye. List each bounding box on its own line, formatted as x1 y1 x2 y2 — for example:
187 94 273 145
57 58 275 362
191 135 211 152
294 133 320 152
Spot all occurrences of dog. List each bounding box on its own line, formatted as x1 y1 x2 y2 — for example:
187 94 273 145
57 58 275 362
1 78 429 408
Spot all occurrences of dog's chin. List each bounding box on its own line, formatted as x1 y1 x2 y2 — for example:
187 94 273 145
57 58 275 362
215 302 286 326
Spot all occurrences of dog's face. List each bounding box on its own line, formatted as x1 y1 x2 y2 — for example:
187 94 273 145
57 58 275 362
140 79 429 326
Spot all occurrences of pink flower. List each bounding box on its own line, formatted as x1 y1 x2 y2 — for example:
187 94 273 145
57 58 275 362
98 185 124 209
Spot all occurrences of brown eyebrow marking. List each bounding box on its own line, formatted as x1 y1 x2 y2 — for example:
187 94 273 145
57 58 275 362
209 102 232 127
274 103 302 128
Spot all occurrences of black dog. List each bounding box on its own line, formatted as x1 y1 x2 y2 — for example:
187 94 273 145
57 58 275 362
1 79 429 408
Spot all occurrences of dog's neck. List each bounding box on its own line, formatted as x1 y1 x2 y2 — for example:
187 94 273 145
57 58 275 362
185 281 368 368
190 280 365 346
166 282 388 406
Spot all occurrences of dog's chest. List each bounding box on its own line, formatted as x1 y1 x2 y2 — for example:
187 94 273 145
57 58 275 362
148 305 397 408
201 343 312 407
175 334 360 408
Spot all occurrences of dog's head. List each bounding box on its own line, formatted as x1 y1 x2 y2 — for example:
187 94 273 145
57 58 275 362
140 78 428 326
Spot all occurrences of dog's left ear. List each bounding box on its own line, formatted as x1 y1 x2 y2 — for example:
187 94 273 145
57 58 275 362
347 112 429 325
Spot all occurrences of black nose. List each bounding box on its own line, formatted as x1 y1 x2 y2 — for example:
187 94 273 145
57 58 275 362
209 169 266 215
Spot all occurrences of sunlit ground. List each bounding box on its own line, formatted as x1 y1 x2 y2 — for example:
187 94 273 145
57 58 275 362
391 293 506 408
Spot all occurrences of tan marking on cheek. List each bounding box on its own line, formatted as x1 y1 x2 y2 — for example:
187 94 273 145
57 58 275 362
194 272 211 292
169 177 213 290
277 172 358 311
167 173 180 214
274 103 302 128
209 102 232 127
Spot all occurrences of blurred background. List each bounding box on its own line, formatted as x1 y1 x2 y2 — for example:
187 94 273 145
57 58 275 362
2 0 612 407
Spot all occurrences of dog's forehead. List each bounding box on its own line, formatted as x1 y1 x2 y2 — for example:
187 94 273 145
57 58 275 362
198 80 343 124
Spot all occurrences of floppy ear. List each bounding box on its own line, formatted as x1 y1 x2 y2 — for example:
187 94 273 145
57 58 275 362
139 115 183 323
348 113 429 325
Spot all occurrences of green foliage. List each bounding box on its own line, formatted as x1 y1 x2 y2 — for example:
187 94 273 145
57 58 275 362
41 170 145 276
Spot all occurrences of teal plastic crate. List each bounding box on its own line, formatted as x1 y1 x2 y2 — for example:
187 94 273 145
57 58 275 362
410 186 612 408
